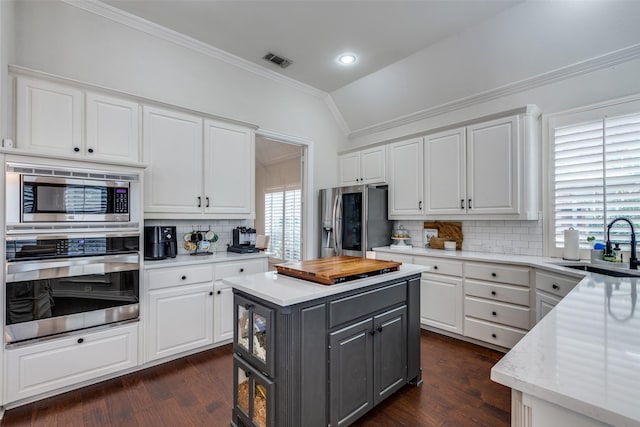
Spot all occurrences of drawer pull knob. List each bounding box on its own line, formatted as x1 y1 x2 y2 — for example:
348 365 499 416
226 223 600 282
552 284 560 290
181 275 186 280
377 326 383 333
240 268 244 273
87 148 94 153
77 338 84 344
491 333 497 338
209 291 213 296
491 291 497 296
73 147 80 152
492 311 497 316
370 330 376 336
491 272 497 277
217 290 221 295
433 266 438 270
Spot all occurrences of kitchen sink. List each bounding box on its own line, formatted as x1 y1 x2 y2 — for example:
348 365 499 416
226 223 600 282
560 264 640 278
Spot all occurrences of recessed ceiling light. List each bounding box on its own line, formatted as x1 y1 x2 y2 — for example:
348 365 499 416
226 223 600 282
338 54 357 65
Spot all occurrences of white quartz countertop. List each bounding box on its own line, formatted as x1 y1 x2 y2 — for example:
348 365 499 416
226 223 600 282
491 271 640 426
222 263 426 306
143 251 267 270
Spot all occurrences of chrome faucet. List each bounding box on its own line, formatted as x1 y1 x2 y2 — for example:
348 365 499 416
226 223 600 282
606 217 639 270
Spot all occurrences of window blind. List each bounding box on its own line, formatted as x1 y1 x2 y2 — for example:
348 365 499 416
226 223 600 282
264 187 301 261
553 111 640 249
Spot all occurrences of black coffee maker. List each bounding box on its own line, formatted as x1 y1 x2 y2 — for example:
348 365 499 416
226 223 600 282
144 226 178 260
228 227 259 253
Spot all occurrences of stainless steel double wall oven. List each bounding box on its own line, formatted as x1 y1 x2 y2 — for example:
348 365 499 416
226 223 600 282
4 163 142 344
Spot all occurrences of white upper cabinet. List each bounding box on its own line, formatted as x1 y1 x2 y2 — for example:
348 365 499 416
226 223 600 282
86 92 140 163
339 146 386 186
15 76 140 163
424 128 466 215
388 138 423 218
422 109 539 220
203 119 254 215
143 106 204 214
16 76 83 156
466 116 519 215
143 107 255 218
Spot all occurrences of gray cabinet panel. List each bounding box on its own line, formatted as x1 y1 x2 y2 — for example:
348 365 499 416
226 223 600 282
373 305 407 404
300 303 327 427
329 281 406 328
329 318 374 427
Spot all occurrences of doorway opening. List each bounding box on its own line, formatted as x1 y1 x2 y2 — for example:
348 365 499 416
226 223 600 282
255 133 309 265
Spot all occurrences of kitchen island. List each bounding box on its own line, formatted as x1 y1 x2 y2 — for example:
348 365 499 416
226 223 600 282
222 263 425 427
491 270 640 427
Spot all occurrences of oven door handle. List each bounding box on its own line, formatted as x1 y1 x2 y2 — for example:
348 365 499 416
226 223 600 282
7 253 139 282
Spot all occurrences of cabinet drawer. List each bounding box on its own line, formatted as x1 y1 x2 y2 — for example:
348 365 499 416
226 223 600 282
147 265 214 290
535 270 580 298
464 317 526 349
464 262 530 286
215 259 266 280
329 282 406 328
464 296 530 330
464 279 530 306
6 323 138 403
412 256 463 277
374 252 413 264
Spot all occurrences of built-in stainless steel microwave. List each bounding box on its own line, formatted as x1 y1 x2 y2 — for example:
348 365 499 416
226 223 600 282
5 163 139 226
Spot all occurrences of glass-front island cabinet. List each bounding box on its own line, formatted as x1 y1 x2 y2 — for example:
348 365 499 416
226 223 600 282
225 265 425 427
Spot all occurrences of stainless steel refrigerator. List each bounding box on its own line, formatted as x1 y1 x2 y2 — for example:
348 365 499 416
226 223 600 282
319 185 393 258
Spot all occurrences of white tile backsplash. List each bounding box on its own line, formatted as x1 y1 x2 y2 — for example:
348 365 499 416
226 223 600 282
394 219 544 256
145 219 253 255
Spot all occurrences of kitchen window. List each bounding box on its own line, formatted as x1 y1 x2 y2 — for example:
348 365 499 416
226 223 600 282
264 186 301 261
545 96 640 257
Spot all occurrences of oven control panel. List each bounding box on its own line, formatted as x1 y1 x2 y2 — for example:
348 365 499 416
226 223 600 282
6 235 140 261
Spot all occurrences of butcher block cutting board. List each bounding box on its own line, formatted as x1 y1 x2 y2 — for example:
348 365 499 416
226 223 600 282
274 256 402 285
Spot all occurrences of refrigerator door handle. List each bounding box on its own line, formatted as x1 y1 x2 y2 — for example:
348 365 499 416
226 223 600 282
333 193 342 255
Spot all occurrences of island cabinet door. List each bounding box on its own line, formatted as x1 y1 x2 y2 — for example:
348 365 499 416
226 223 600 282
373 305 407 405
329 317 374 427
234 294 275 377
234 354 275 427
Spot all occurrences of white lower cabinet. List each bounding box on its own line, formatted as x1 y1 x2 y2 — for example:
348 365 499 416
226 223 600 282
214 281 234 343
420 273 463 334
145 264 215 362
534 269 581 323
147 282 214 362
5 323 138 403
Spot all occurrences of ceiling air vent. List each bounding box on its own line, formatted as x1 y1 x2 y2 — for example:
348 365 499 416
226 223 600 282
263 52 293 69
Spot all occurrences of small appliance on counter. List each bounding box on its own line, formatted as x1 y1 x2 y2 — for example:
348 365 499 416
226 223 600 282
144 226 178 260
228 226 259 253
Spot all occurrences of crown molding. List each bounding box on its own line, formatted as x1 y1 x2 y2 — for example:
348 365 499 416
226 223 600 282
324 95 351 136
62 0 328 99
348 43 640 139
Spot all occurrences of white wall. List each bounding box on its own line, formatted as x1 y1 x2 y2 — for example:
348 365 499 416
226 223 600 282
334 0 640 145
4 0 347 257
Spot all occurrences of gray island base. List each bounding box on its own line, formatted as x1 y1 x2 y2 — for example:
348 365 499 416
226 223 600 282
223 265 424 427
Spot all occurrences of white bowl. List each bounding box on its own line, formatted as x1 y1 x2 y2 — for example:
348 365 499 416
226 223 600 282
444 241 456 251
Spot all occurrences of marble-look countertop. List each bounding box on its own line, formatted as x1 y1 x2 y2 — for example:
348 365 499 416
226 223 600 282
222 263 426 306
491 272 640 426
142 251 267 270
377 245 640 425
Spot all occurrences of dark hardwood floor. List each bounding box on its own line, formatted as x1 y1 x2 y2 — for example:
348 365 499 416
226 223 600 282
1 331 510 427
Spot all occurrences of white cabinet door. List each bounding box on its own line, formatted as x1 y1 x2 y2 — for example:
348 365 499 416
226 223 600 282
535 291 561 323
147 282 214 362
6 323 138 403
16 76 83 156
214 281 234 343
86 92 140 162
388 138 423 218
424 128 466 215
467 116 519 215
360 146 386 184
203 119 254 215
338 152 361 186
143 106 203 214
420 273 463 334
